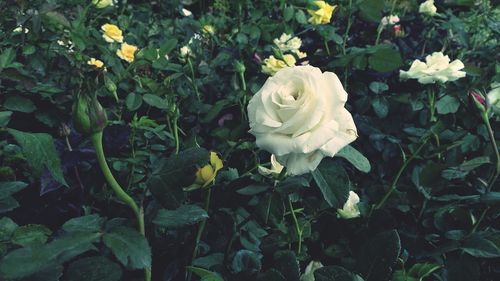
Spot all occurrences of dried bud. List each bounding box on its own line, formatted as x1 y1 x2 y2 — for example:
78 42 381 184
72 94 108 136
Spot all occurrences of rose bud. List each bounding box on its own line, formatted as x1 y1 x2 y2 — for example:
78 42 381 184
393 25 404 37
471 90 487 113
72 94 108 136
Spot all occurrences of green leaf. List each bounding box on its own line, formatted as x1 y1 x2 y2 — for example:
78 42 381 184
368 45 403 72
257 269 286 281
125 93 142 111
273 250 300 281
284 5 294 21
0 232 100 279
4 95 36 113
0 217 18 242
445 253 479 281
0 111 13 127
186 266 224 281
0 48 16 70
257 192 284 226
0 196 20 214
461 232 500 258
11 224 52 246
371 97 389 118
231 249 262 274
160 39 179 55
147 147 209 208
7 129 67 186
312 159 350 208
275 176 309 194
436 95 460 114
407 263 442 280
358 0 384 22
336 145 371 173
0 181 28 199
62 214 105 233
201 100 230 123
143 94 168 109
66 256 122 281
103 226 151 269
314 266 365 281
153 204 208 229
356 230 401 281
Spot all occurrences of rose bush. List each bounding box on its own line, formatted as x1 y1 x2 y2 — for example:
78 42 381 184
248 65 358 175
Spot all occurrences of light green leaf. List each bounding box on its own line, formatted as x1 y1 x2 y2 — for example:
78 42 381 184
7 129 67 186
312 159 350 208
436 95 460 114
11 224 52 246
103 226 151 269
336 145 371 173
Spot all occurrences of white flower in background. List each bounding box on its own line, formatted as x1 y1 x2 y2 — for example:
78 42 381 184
273 33 302 53
180 46 192 58
381 15 400 26
487 85 500 115
300 261 324 281
400 52 466 84
13 25 29 34
258 154 284 177
337 191 361 219
181 8 192 16
248 65 358 176
419 0 437 16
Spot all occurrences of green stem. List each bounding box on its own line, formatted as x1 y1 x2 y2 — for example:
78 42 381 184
173 116 180 154
287 196 302 255
187 58 200 101
91 132 150 281
427 88 437 122
342 0 353 56
375 138 429 210
187 188 212 281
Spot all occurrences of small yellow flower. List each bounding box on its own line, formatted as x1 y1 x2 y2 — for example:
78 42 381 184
92 0 113 9
101 23 123 43
307 1 336 25
87 58 104 68
262 54 296 75
195 152 223 187
116 43 138 63
202 25 215 36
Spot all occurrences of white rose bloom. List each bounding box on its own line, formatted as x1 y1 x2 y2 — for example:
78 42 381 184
13 26 29 34
258 154 284 177
381 15 400 26
273 33 303 53
400 52 466 84
181 8 193 17
487 85 500 115
180 46 192 58
300 261 324 281
337 191 361 219
248 65 358 176
419 0 437 16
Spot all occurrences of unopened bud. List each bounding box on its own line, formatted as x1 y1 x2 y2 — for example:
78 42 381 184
72 94 108 136
234 60 246 73
105 76 118 101
471 90 487 113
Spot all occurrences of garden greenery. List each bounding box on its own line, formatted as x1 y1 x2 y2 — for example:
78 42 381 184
0 0 499 281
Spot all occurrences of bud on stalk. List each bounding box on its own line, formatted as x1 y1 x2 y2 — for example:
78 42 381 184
72 93 108 136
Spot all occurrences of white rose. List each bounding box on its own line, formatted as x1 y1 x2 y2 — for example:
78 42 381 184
400 52 466 84
381 15 400 26
247 65 358 176
337 191 361 219
419 0 437 16
181 8 192 17
258 154 284 177
180 46 192 58
300 261 324 281
487 85 500 115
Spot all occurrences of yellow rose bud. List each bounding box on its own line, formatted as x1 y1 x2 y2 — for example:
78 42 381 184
307 1 336 25
195 152 223 187
262 54 296 75
101 23 123 43
87 58 104 68
116 43 138 63
202 25 215 36
92 0 113 9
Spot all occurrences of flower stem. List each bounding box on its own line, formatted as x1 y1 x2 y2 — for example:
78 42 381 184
90 132 150 281
287 195 303 255
427 88 437 122
375 137 429 210
173 116 180 154
187 58 200 101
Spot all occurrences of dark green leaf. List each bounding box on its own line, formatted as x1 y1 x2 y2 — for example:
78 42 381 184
153 204 208 229
0 181 28 199
407 263 442 280
257 192 284 226
143 94 168 109
273 250 300 281
0 196 20 214
66 256 122 281
314 266 365 281
358 0 384 22
368 45 403 72
0 111 13 127
356 230 401 281
231 249 262 274
0 217 18 242
461 233 500 258
312 159 350 208
436 95 460 114
62 214 105 233
186 266 224 281
125 93 142 111
11 224 52 246
103 226 151 269
4 95 36 113
445 253 479 281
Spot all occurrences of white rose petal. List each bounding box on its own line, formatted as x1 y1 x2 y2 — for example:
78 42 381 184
248 65 358 176
300 261 324 281
258 154 284 177
181 8 192 16
381 15 400 26
419 0 437 16
337 191 361 219
400 52 466 84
